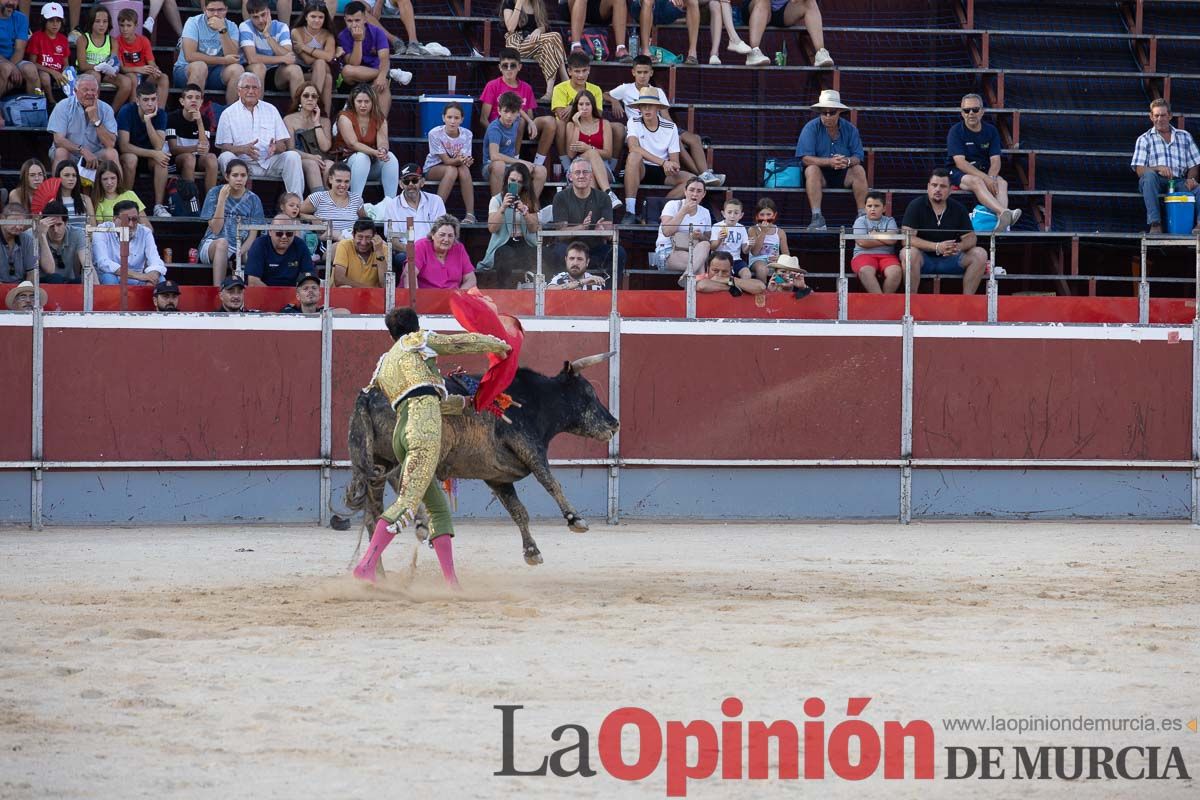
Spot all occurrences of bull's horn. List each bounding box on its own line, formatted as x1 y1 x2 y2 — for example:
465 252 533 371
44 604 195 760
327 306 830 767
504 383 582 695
569 352 615 372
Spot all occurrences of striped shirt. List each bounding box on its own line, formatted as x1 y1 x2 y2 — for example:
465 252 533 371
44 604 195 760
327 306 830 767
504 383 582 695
1131 126 1200 176
305 190 363 236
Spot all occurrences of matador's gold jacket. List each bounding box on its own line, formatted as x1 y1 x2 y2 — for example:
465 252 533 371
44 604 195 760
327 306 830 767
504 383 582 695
368 330 510 410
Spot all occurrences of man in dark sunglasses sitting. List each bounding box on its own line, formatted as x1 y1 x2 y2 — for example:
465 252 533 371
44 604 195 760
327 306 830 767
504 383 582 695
947 93 1020 232
242 212 317 286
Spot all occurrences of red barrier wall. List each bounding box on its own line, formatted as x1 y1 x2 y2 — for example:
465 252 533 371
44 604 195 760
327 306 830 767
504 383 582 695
42 328 322 460
913 339 1192 460
330 329 611 461
619 333 903 459
0 326 33 461
12 318 1194 465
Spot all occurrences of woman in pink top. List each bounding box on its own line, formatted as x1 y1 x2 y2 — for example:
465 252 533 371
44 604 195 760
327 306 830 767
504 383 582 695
413 214 477 290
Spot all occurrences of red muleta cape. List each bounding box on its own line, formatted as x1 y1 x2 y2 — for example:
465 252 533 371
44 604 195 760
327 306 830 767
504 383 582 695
448 289 524 416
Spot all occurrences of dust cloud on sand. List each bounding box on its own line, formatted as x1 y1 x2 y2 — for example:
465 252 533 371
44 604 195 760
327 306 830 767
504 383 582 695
1 521 1197 798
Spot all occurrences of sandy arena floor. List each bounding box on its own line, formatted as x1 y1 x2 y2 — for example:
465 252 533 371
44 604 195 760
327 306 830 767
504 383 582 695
0 521 1197 799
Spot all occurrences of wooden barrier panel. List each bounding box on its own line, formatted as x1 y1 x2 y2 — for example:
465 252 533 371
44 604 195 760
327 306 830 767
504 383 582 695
42 327 322 461
913 338 1192 460
0 325 33 461
619 329 904 459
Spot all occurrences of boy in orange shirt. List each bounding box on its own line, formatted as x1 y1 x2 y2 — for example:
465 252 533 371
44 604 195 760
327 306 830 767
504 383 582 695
116 8 167 105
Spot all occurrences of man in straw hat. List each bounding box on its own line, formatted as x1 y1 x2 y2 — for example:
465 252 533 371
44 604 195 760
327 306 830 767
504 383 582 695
622 86 695 225
5 280 47 311
797 89 868 232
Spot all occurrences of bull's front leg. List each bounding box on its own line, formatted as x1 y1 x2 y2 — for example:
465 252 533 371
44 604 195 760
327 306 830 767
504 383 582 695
485 480 543 565
527 457 589 533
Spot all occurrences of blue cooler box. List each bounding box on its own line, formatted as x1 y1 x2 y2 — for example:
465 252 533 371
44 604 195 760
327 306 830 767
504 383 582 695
419 95 475 137
1164 193 1196 235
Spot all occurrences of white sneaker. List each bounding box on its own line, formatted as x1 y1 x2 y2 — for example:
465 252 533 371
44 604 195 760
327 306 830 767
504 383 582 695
1010 208 1022 227
142 16 154 34
746 47 770 66
153 204 172 218
698 170 722 187
727 39 752 55
708 54 721 65
608 190 621 208
813 47 834 68
389 67 413 86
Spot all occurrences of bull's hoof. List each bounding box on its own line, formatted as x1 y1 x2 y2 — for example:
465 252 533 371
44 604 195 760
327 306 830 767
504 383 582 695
568 518 589 533
330 514 352 531
524 548 544 566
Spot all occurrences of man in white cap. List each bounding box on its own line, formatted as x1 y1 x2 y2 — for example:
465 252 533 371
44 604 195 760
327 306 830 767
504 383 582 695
622 86 694 224
5 280 47 311
796 89 867 231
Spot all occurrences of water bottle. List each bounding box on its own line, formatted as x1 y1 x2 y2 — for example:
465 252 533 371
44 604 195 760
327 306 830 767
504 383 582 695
629 30 639 57
1168 177 1176 194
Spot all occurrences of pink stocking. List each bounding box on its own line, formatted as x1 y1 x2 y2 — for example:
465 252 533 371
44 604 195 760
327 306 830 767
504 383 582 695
431 535 460 589
352 519 397 583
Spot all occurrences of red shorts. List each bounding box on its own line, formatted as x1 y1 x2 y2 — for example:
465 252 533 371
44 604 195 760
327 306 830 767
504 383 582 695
850 253 901 275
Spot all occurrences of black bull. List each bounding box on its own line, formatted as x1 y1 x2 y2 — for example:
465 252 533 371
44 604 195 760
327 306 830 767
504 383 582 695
341 353 620 565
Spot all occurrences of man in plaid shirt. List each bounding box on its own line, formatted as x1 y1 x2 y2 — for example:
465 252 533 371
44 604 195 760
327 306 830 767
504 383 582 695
1132 98 1200 234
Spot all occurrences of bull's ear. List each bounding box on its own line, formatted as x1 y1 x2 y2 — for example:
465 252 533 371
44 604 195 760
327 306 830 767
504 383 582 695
563 359 574 375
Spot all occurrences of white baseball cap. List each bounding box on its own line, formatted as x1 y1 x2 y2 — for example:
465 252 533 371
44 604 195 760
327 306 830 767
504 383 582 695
42 2 65 18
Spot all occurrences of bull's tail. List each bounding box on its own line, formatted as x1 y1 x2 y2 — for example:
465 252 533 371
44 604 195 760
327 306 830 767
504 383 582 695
343 391 382 518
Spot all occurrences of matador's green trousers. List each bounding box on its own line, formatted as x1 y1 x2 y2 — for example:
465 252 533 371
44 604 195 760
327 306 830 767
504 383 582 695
380 394 454 539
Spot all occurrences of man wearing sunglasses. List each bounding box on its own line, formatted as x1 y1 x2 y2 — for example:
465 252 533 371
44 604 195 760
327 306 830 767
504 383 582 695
242 212 316 286
797 89 867 231
378 162 446 269
948 93 1019 232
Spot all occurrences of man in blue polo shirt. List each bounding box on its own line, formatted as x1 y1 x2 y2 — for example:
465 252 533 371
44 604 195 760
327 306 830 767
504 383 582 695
947 93 1019 232
796 89 867 231
243 213 315 286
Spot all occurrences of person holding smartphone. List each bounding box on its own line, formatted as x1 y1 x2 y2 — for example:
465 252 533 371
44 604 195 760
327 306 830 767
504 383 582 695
899 167 988 295
478 161 540 287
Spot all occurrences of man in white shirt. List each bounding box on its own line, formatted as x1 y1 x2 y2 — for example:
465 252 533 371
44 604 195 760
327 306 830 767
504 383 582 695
622 87 694 224
92 200 167 285
376 163 446 267
215 71 304 194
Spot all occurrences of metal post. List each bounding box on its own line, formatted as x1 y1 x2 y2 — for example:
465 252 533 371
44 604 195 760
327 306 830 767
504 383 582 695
235 221 243 279
900 233 914 524
900 314 914 525
986 232 998 322
30 303 43 530
685 224 696 319
1138 234 1150 324
406 218 416 309
837 229 848 321
118 225 130 312
384 268 396 313
323 229 333 314
610 226 620 316
607 310 621 525
82 266 94 312
903 231 913 319
535 236 545 316
1193 318 1200 526
319 307 332 526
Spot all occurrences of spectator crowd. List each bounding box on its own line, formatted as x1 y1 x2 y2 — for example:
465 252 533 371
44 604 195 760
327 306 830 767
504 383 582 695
2 0 1197 311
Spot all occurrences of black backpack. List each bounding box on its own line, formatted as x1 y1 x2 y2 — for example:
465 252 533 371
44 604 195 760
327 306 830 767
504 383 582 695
168 177 201 217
